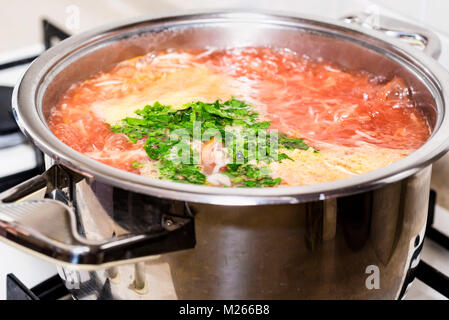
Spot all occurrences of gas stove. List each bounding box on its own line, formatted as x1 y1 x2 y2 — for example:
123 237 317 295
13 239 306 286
1 3 449 300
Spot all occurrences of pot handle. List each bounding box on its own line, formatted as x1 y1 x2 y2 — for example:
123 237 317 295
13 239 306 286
341 12 441 59
0 165 195 268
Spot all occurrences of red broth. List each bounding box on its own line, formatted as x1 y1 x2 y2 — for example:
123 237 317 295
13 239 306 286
48 47 430 184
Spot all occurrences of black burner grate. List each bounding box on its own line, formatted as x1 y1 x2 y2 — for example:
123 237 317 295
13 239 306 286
7 274 69 300
414 189 449 298
0 19 69 192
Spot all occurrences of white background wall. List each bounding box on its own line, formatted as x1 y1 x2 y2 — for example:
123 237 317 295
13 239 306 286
2 0 448 53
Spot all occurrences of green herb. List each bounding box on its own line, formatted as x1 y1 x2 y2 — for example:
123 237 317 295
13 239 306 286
159 161 206 185
110 98 311 187
279 133 309 150
131 160 145 169
278 153 293 161
224 163 282 187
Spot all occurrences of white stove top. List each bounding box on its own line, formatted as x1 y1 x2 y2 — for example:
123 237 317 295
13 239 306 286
0 0 448 300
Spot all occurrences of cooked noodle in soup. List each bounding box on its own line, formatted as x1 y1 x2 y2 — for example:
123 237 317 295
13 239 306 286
48 47 430 187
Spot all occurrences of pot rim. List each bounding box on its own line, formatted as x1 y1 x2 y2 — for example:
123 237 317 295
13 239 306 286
12 10 449 205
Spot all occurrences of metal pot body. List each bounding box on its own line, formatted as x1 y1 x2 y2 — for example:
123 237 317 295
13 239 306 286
2 11 449 300
53 164 431 299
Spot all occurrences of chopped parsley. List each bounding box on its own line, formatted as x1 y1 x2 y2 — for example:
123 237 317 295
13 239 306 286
110 98 311 187
279 133 310 150
224 163 282 187
131 160 145 169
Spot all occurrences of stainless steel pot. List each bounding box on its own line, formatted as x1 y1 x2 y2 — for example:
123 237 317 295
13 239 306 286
1 11 449 300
